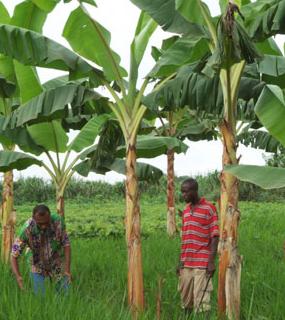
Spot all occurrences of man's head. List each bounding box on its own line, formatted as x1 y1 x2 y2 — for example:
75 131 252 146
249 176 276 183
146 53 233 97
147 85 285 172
32 204 51 230
181 178 199 204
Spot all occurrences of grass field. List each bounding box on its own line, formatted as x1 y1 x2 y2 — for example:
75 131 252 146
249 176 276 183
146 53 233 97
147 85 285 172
0 200 285 319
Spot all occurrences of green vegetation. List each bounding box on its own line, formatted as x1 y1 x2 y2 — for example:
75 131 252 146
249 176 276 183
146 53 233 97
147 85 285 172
0 200 284 319
5 174 285 207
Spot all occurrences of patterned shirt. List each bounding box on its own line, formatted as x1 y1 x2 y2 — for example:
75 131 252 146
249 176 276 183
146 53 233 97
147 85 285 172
180 198 219 269
11 213 70 279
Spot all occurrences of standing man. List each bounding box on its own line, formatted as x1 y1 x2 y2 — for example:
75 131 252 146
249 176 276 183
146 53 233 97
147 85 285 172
11 204 71 294
178 178 219 315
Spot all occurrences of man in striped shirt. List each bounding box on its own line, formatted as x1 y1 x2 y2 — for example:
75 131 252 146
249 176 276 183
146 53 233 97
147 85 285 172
178 178 219 315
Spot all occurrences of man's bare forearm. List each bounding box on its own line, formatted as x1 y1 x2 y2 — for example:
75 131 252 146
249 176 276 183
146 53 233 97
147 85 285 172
209 236 219 262
11 256 21 278
64 245 71 274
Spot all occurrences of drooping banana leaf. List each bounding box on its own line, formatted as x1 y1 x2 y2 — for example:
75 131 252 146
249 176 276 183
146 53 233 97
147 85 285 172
0 24 102 81
5 83 101 129
244 0 285 41
149 34 209 78
0 117 44 155
225 164 285 189
130 0 205 35
74 158 163 182
238 129 281 153
0 150 42 172
116 135 188 158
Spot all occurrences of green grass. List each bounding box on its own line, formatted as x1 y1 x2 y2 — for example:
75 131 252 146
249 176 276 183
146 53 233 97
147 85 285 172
0 200 285 319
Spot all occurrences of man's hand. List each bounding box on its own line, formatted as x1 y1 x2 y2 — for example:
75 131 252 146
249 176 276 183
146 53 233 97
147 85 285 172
16 275 24 290
206 260 216 278
176 265 181 276
64 271 72 283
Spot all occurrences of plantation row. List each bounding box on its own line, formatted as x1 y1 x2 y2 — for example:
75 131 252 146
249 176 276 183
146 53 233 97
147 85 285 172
4 174 285 205
12 200 284 239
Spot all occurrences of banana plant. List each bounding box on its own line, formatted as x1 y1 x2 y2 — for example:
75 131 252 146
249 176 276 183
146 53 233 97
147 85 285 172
0 0 52 264
130 0 285 318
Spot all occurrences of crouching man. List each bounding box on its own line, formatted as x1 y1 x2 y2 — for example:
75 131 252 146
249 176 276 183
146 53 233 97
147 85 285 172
178 178 219 316
11 204 71 294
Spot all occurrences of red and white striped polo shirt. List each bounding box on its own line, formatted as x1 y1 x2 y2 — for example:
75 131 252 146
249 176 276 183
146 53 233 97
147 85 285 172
180 197 219 269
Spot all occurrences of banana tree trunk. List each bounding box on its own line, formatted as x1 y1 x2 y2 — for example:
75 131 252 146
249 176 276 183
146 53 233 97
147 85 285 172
167 148 177 237
218 120 241 320
1 171 16 264
56 185 65 217
125 141 144 316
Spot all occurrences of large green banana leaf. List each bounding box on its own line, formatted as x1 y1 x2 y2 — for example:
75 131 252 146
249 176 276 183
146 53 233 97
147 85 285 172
68 114 111 152
0 150 42 172
255 85 285 147
63 6 127 81
14 60 43 104
226 84 285 189
129 11 157 93
238 129 280 153
259 55 285 77
144 62 264 118
175 0 211 26
131 12 157 70
11 1 47 32
116 135 188 158
0 24 100 79
27 120 68 153
225 164 285 189
130 0 205 35
74 158 163 182
5 83 100 129
149 34 209 77
0 116 43 155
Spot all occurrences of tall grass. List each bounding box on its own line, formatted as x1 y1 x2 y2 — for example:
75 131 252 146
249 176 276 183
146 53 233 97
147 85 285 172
0 201 284 319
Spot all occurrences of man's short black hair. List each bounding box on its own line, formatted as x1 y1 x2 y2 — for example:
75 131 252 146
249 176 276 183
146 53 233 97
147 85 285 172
33 204 51 217
182 178 198 191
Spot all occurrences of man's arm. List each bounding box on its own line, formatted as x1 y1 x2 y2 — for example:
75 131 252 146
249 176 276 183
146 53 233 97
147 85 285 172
11 255 24 290
207 236 219 277
64 245 71 279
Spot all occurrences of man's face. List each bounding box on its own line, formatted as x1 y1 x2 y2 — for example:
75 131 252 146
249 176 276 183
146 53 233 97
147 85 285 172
34 212 51 231
181 182 198 204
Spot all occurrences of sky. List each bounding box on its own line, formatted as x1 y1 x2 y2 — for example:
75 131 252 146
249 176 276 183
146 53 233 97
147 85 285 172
2 0 282 183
